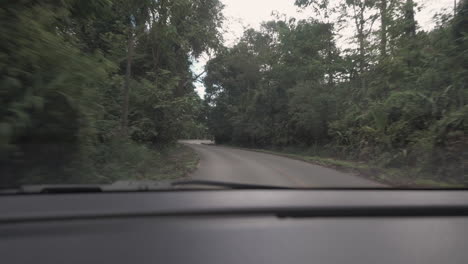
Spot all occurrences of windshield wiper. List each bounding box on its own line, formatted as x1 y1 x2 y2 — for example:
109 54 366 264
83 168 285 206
0 179 293 194
0 184 105 194
0 181 169 194
171 179 294 190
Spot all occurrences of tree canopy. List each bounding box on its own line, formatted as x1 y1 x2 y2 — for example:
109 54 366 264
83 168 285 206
204 0 467 182
0 0 223 185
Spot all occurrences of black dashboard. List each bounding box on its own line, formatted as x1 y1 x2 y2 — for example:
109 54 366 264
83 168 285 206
1 190 468 264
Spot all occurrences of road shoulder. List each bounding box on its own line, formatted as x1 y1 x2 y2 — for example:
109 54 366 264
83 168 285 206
218 145 463 188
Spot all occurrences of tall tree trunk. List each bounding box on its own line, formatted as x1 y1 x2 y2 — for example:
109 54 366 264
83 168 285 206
454 0 457 17
326 24 334 87
404 0 416 37
380 0 388 59
349 1 368 90
403 0 417 68
120 30 135 136
453 0 468 45
358 5 366 91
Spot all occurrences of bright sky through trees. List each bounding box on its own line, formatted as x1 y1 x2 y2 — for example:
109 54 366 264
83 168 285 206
193 0 455 97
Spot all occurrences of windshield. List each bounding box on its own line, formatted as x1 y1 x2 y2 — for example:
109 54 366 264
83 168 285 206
1 0 466 190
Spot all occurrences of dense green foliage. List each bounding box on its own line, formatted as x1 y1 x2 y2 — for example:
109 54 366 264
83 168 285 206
204 0 467 183
0 0 222 185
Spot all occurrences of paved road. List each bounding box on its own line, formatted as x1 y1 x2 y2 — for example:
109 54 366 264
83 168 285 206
181 140 382 188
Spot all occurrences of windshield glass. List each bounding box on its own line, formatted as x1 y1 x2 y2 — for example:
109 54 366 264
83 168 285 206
1 0 466 190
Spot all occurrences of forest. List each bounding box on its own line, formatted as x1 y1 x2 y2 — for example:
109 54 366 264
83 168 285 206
0 0 466 187
204 0 467 184
1 0 221 186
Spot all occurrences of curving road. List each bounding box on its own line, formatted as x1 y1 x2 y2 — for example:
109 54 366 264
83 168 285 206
181 140 382 188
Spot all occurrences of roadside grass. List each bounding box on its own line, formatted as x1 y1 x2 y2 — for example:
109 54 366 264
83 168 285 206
223 146 464 188
13 140 200 185
91 141 199 184
149 143 200 181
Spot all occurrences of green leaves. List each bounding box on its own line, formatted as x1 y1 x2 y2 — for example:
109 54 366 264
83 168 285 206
204 3 467 181
1 0 224 185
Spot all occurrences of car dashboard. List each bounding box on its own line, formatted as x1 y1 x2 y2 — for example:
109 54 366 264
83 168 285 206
1 189 468 264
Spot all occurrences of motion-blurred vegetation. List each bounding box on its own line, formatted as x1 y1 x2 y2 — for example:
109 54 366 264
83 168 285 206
0 0 222 186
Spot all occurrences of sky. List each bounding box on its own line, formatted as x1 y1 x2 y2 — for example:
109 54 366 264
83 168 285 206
192 0 455 98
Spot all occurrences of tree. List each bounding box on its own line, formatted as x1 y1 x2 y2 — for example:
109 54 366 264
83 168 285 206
204 6 467 182
0 0 224 184
403 0 416 37
379 0 388 58
342 0 378 90
294 0 338 86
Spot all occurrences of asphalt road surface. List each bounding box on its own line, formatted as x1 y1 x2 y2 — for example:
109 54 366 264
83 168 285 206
181 140 382 188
